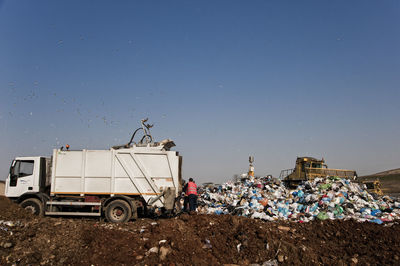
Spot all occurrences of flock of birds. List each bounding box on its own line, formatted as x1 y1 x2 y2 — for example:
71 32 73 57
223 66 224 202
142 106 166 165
6 81 122 128
3 77 171 150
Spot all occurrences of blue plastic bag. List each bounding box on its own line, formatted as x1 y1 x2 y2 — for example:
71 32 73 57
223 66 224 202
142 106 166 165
370 219 383 224
371 209 382 216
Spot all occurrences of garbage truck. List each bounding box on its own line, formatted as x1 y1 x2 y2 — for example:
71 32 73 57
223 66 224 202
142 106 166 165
4 119 182 222
280 157 357 187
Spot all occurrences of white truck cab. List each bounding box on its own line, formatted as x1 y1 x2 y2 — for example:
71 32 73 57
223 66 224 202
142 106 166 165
6 157 46 198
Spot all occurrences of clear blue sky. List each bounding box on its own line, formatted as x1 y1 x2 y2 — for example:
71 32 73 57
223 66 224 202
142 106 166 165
0 0 399 183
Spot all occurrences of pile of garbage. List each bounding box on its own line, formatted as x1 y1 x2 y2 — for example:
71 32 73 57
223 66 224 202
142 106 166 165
198 176 400 223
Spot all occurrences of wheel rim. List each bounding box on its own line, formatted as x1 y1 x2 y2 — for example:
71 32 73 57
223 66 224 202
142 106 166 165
25 205 36 214
111 206 125 221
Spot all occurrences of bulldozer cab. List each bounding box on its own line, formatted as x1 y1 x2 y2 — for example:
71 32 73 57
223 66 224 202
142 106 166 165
281 156 357 187
289 157 326 178
299 157 326 175
281 157 325 186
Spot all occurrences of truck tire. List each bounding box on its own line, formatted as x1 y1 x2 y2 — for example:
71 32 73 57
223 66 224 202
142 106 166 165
20 198 44 216
105 200 132 223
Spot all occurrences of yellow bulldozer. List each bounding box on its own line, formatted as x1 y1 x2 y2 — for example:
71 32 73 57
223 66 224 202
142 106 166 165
357 179 383 196
280 157 357 187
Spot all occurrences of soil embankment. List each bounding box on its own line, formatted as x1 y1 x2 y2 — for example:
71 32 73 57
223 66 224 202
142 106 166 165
1 196 399 265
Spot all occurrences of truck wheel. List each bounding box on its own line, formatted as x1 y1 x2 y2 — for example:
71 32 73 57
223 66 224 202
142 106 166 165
20 198 44 216
105 200 132 223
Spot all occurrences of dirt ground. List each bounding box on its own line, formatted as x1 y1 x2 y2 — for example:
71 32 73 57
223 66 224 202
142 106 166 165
1 196 400 265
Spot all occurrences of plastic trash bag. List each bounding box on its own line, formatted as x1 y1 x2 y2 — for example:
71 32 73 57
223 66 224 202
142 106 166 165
317 212 329 220
370 218 383 224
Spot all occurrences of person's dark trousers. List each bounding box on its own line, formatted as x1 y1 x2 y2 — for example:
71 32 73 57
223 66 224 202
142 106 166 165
183 196 189 212
188 194 197 211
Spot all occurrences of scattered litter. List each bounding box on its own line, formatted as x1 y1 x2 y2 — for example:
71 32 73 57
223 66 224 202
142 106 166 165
3 242 13 248
159 246 172 260
0 220 19 227
146 247 159 255
202 239 212 249
262 259 278 266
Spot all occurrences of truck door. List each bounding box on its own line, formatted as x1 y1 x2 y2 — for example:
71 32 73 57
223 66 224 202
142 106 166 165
6 159 35 197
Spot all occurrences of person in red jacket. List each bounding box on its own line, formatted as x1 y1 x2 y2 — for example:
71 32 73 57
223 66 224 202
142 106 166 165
186 178 198 211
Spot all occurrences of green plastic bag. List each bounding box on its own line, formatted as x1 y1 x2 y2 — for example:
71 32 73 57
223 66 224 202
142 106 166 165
319 183 332 191
333 205 344 216
317 211 329 220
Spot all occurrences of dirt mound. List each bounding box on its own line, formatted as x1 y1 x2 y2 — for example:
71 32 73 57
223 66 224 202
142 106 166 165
367 168 400 177
0 196 34 220
1 196 400 265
